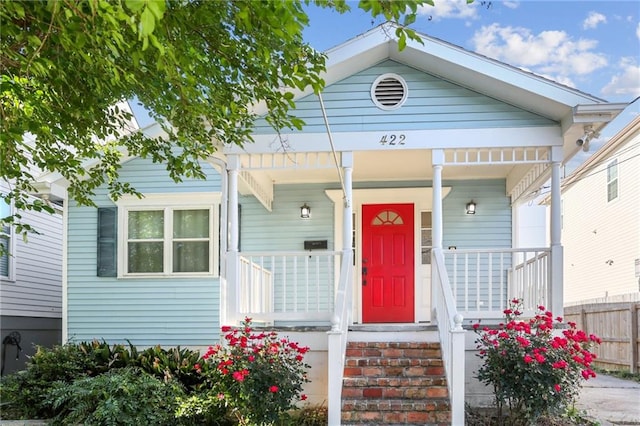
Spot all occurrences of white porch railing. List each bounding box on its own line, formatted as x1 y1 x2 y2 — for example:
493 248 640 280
444 248 550 318
510 250 550 315
433 248 466 426
238 251 340 322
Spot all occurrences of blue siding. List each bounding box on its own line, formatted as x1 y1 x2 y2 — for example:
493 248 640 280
241 184 335 313
240 184 335 252
253 60 555 133
240 180 511 252
67 158 222 346
239 180 511 314
442 179 512 310
442 179 511 249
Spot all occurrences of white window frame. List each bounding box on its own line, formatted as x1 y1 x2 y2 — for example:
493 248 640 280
117 193 221 279
0 197 16 282
607 159 618 203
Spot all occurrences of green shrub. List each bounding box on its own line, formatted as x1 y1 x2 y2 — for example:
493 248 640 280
76 340 137 375
200 318 311 425
280 404 328 425
0 343 89 419
46 367 184 426
175 390 237 425
0 340 206 420
473 299 601 425
136 345 207 391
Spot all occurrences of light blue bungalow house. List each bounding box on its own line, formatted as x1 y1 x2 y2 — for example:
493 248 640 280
41 24 626 424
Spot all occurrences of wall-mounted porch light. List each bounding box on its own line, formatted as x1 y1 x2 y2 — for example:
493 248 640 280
466 200 476 215
300 203 311 219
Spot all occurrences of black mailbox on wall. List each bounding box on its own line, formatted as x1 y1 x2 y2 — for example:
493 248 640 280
304 240 328 250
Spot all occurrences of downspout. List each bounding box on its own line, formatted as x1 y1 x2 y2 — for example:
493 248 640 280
62 190 69 343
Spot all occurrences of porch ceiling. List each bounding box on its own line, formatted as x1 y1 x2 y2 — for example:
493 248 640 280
241 149 518 185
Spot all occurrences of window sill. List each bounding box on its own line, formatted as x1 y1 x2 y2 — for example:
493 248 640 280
117 273 218 280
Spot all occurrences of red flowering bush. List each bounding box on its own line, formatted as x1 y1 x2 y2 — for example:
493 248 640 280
200 317 311 425
473 299 601 425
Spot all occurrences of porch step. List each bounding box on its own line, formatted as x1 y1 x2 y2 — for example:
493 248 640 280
341 341 451 426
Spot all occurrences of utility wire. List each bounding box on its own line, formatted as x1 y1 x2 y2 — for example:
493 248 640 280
527 144 640 200
318 92 347 201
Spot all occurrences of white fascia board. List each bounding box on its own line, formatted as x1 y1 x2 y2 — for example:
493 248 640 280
390 43 609 124
225 126 563 155
30 181 68 204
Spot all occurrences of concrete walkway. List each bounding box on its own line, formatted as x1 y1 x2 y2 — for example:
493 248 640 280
575 373 640 425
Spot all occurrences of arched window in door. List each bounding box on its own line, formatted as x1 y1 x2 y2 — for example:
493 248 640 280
371 210 404 226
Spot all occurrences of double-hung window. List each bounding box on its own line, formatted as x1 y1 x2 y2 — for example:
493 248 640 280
1 196 14 280
607 159 618 202
117 193 220 278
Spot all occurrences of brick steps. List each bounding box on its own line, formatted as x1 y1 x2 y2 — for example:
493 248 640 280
341 341 451 425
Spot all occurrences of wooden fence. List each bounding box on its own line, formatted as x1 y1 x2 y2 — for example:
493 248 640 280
564 302 639 374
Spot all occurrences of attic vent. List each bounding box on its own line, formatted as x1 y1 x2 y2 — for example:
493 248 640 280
371 73 408 110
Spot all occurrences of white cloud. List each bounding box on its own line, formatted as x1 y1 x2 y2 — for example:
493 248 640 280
583 11 607 30
601 57 640 97
503 1 519 9
417 0 479 21
471 24 608 85
637 22 640 40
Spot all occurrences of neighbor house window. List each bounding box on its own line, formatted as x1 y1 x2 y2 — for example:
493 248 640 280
117 193 220 277
607 159 618 202
0 197 13 280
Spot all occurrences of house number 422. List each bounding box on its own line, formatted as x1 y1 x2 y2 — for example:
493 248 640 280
379 134 406 146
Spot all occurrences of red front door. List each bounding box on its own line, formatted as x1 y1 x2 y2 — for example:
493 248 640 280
362 203 414 323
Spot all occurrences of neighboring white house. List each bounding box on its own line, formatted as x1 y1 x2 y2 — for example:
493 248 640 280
40 23 628 424
559 116 640 305
0 182 63 375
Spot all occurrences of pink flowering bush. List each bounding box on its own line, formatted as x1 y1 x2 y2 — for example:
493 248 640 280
200 317 311 425
473 299 601 425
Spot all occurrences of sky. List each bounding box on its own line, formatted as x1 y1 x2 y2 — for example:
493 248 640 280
302 0 640 153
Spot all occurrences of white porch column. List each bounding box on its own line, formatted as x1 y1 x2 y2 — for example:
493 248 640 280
432 149 444 250
549 146 564 315
225 154 240 325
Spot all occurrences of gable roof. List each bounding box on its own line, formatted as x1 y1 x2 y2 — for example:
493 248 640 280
299 23 627 160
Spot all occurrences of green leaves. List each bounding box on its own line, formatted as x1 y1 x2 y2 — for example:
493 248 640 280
1 0 455 242
124 0 166 48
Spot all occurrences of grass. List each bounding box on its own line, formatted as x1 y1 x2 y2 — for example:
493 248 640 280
465 405 599 426
594 367 640 383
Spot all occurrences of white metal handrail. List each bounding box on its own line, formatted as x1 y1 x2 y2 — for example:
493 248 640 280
327 249 353 426
432 248 465 425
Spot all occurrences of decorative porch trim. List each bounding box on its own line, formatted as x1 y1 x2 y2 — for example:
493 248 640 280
238 170 273 211
443 147 549 166
509 162 551 203
238 151 338 170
